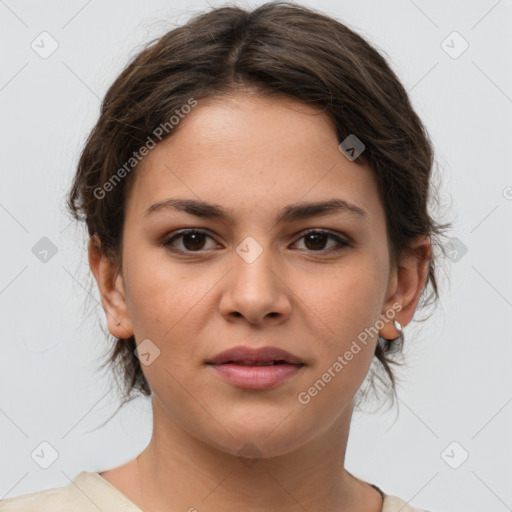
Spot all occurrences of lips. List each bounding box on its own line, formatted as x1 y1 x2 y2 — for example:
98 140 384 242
206 345 305 389
206 346 304 366
206 346 306 391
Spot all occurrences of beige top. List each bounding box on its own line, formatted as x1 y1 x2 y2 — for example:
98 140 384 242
0 471 432 511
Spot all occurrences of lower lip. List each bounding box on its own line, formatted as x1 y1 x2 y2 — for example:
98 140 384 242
208 363 304 389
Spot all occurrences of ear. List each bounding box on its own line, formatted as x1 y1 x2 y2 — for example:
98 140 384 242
379 235 432 340
88 235 134 339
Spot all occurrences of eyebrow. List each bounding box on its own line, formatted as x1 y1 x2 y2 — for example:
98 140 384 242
144 198 367 223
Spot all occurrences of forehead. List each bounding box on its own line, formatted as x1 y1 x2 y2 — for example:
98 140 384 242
125 92 384 227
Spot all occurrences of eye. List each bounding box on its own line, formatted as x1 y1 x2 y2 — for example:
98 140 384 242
292 229 351 253
162 228 351 255
162 229 218 253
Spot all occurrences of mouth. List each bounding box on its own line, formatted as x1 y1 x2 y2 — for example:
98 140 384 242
206 345 304 366
218 360 296 366
206 346 305 389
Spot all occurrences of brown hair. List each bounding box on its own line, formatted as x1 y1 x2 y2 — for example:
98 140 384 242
67 1 452 413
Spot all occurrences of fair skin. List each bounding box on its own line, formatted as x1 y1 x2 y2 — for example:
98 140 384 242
89 91 431 512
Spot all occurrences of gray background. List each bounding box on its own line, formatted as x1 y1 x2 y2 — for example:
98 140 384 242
1 1 511 511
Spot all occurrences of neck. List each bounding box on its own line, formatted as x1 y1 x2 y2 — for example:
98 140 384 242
128 395 380 512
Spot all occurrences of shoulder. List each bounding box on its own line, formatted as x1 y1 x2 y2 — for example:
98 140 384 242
382 492 433 512
0 480 84 512
0 471 142 512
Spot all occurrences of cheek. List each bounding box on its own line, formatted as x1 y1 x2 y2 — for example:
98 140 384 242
291 255 386 405
123 267 168 335
121 246 185 341
121 245 220 358
300 255 386 343
294 276 380 427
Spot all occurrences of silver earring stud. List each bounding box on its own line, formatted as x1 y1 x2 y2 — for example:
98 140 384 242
378 319 404 353
393 319 404 348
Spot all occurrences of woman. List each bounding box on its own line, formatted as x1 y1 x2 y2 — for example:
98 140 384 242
2 2 449 510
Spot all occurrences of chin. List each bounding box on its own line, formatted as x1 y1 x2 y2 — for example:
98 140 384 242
198 415 313 461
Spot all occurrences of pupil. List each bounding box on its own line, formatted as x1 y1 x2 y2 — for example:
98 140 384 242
184 233 205 251
305 233 327 250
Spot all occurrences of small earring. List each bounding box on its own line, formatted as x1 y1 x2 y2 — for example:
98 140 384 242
393 319 404 348
378 319 404 353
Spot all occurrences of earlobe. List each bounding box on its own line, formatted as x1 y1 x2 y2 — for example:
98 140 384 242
88 235 134 339
379 236 431 341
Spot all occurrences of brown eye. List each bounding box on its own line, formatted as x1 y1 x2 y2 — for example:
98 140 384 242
293 230 350 253
303 232 329 251
163 230 216 253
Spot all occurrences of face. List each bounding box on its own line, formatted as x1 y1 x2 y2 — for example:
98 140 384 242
92 91 427 459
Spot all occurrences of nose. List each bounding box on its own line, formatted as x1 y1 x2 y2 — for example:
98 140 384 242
218 243 292 326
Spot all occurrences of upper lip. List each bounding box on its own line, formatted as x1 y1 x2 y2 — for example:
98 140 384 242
206 345 304 365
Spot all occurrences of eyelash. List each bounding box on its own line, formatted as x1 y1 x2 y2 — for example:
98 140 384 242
161 229 351 255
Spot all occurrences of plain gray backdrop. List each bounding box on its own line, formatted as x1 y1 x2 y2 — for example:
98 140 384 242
1 1 511 511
